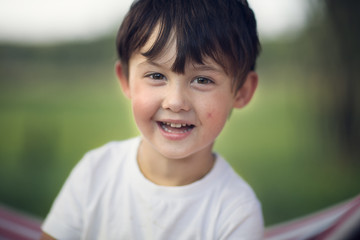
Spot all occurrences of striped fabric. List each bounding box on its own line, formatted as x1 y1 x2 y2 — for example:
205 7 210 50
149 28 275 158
0 194 359 239
264 195 360 240
0 204 42 240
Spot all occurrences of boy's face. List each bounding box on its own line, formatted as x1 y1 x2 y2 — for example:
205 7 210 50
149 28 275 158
117 36 257 160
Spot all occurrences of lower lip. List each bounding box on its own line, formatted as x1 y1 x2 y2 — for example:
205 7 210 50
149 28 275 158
157 122 194 141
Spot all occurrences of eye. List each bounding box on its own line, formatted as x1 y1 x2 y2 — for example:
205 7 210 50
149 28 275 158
146 72 166 80
192 77 214 85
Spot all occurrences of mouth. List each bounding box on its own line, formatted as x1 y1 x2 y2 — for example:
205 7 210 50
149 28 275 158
157 121 195 134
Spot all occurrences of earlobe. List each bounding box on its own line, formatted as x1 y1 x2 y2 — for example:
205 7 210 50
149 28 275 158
115 61 131 99
233 71 258 109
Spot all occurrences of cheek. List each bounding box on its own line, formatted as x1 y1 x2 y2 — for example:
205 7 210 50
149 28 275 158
132 97 153 119
207 108 228 125
203 104 229 132
201 94 234 136
203 94 232 121
131 89 159 127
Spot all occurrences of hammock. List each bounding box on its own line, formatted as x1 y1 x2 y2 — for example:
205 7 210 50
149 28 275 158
1 194 359 240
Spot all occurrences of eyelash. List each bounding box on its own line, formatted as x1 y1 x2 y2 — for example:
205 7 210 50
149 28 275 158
145 73 214 86
192 77 214 85
146 73 166 80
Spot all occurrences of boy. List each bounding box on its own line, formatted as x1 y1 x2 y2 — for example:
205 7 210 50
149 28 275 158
41 0 263 239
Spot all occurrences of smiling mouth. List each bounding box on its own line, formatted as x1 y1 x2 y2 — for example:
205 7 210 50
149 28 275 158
158 121 195 133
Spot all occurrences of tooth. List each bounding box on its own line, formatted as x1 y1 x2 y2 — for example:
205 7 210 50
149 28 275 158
182 124 186 127
170 123 181 128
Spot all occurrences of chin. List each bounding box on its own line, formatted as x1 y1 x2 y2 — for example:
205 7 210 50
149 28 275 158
157 148 193 160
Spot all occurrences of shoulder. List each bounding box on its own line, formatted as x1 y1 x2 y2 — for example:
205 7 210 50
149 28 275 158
212 155 258 203
42 137 141 239
78 137 140 173
211 155 264 238
66 137 141 195
84 137 140 163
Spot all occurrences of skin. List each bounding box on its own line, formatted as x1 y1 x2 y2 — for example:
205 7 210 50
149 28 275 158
39 232 56 240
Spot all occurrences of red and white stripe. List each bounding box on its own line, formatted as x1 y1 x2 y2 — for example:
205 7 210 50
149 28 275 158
264 194 360 239
0 204 42 240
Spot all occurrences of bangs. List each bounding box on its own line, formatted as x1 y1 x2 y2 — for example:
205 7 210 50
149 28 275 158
117 0 260 90
142 18 229 75
139 0 234 75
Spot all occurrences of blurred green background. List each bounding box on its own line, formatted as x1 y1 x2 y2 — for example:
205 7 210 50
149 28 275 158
0 1 359 227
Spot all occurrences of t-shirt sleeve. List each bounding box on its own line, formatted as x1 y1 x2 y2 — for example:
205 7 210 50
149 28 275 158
218 199 264 240
42 155 91 239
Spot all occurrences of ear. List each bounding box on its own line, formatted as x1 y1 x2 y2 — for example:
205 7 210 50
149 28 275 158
233 71 258 109
115 61 131 99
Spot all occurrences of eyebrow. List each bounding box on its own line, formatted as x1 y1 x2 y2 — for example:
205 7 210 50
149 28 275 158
138 58 224 74
138 59 166 68
191 64 223 73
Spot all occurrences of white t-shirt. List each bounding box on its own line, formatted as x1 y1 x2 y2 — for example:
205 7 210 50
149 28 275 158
42 137 264 239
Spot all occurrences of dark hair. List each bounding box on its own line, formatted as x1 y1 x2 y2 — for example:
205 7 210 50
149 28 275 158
116 0 260 91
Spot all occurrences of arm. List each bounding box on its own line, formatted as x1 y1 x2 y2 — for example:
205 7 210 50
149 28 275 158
219 200 264 240
41 155 90 239
39 232 56 240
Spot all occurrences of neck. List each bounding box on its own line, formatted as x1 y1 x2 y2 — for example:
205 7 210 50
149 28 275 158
137 139 215 186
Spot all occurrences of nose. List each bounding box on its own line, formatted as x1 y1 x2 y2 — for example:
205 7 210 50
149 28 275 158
162 83 191 112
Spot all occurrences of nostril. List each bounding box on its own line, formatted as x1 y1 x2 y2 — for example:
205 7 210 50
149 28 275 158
162 93 190 112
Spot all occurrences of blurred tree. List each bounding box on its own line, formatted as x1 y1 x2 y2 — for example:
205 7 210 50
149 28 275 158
312 0 360 161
